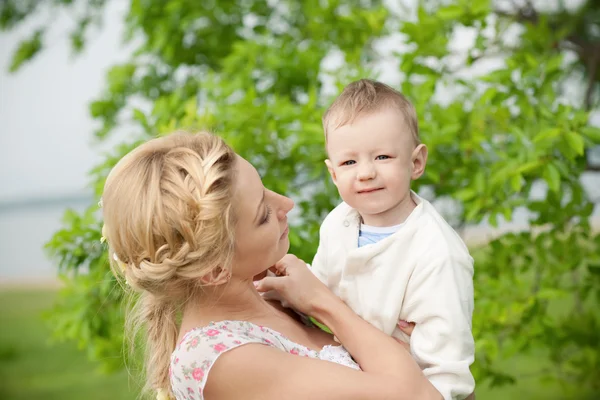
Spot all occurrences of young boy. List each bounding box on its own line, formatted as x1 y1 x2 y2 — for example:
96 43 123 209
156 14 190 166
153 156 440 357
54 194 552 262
311 79 475 400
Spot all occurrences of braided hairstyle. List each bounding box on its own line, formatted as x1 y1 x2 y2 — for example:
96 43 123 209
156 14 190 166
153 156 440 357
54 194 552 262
101 131 237 398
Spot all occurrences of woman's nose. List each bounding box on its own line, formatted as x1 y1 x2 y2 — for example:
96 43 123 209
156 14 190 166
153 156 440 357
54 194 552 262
277 194 294 220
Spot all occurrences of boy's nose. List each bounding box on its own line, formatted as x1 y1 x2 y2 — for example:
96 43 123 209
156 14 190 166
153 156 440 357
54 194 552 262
357 163 376 180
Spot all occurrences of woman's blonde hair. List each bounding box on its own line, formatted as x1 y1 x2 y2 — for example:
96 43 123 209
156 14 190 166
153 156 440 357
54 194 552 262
101 131 237 398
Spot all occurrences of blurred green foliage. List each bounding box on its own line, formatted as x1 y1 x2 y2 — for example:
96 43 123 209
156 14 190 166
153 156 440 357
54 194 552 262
2 0 600 397
0 290 135 400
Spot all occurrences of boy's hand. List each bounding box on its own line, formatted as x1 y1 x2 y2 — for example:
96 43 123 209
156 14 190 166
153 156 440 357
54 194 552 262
394 320 415 351
395 321 476 400
397 320 415 335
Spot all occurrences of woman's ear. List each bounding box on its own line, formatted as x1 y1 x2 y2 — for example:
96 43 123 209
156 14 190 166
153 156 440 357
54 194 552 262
200 267 231 286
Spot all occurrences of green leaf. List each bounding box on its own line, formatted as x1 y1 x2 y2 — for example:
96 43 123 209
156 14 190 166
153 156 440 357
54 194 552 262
489 212 498 227
437 5 464 20
581 126 600 143
543 163 561 193
107 64 136 94
455 188 477 201
465 202 482 222
502 206 512 222
481 68 511 83
525 53 538 68
479 87 497 105
564 131 585 156
9 29 43 72
533 128 561 143
545 54 563 74
510 173 523 192
471 0 491 16
515 161 541 175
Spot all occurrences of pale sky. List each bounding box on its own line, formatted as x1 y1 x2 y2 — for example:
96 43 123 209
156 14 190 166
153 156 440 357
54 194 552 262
0 0 130 202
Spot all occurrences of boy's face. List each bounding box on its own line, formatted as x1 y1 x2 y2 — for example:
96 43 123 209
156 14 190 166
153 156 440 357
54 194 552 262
325 108 427 227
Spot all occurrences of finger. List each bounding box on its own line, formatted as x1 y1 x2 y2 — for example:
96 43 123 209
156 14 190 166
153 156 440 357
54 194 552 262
262 265 280 277
273 260 289 276
260 288 283 301
397 320 416 336
392 336 411 351
254 276 286 293
276 254 306 273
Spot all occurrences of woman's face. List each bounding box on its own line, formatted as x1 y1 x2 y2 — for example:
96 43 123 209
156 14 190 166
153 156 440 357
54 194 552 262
231 156 294 279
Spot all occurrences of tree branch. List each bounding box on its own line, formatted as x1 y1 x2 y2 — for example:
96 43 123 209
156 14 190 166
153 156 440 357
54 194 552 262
585 161 600 172
495 1 538 24
584 45 600 110
493 3 600 110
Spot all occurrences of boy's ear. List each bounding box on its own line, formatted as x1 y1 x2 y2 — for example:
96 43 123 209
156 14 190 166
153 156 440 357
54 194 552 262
411 144 428 180
324 159 337 184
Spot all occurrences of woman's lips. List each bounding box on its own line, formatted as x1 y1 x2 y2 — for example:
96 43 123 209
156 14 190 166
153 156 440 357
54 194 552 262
280 225 289 239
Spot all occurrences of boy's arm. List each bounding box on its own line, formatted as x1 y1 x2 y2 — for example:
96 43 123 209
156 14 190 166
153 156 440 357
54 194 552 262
402 256 475 400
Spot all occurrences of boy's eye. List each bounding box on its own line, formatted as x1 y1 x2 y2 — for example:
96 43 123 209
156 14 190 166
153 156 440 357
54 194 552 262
341 160 356 166
375 155 390 160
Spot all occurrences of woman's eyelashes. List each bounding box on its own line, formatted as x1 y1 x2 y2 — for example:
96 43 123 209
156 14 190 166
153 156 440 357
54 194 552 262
261 205 273 224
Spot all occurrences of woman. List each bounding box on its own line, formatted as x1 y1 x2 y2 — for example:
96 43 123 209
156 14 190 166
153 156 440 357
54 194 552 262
101 131 443 400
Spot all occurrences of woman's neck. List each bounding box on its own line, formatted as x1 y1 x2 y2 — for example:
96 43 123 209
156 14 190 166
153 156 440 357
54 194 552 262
179 278 339 352
180 279 280 333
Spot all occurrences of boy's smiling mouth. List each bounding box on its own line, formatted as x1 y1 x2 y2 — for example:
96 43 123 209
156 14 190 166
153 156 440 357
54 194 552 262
357 187 383 194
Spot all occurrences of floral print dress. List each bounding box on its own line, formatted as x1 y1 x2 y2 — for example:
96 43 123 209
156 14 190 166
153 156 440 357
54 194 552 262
170 320 360 400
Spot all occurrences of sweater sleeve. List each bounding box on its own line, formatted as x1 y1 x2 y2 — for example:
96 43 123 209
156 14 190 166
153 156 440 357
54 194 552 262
402 256 475 400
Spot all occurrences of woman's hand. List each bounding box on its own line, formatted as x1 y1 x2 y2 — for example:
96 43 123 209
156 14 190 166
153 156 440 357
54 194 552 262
254 254 333 316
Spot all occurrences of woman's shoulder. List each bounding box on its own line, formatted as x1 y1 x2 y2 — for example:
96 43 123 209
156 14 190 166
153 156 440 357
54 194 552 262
171 320 274 371
178 320 266 343
169 320 284 399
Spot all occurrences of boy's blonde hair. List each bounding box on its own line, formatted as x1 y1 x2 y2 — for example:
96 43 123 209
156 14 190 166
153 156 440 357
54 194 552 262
101 131 237 398
323 79 420 145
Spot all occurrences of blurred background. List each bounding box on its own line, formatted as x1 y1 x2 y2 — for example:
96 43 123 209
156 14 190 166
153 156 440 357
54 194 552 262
1 0 599 399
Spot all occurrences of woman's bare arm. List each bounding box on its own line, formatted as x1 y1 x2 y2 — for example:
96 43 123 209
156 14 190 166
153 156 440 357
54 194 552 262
255 255 442 400
205 344 430 400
